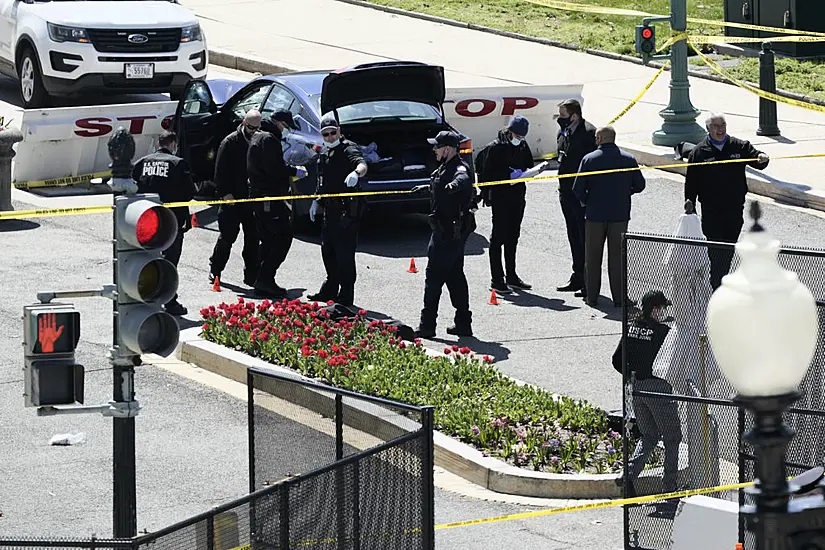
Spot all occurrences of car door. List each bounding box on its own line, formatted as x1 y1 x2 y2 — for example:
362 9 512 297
0 0 18 66
174 79 218 184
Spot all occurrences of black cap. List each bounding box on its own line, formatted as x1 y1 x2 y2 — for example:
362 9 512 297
427 130 460 149
270 109 297 129
641 290 672 312
320 115 339 131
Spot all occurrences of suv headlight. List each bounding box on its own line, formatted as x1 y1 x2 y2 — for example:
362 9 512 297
180 24 202 43
47 23 90 43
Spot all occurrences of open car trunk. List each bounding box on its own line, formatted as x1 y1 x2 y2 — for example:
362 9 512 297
342 121 447 188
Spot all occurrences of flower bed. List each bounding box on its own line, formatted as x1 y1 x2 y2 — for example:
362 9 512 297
201 298 629 474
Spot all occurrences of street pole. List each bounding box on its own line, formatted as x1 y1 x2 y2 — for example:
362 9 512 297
652 0 707 146
108 128 139 538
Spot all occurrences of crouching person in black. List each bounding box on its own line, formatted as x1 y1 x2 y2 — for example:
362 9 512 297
612 290 682 497
414 131 476 339
307 115 368 306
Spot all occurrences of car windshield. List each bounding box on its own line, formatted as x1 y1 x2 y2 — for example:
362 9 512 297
309 95 439 123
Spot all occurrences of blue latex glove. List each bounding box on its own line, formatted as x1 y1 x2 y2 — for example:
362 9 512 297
510 168 524 180
309 199 319 222
295 166 308 179
345 170 360 187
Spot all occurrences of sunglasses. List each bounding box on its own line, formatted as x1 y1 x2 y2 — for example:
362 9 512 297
321 129 339 137
246 124 260 131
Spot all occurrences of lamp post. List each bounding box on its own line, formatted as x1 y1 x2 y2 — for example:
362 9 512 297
706 201 822 549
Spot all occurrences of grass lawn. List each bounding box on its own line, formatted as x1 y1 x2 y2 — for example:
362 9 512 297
361 0 825 99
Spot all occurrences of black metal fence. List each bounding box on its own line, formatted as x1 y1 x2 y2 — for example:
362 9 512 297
621 232 825 550
1 369 435 550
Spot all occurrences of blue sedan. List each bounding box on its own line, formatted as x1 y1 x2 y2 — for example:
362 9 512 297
173 61 473 223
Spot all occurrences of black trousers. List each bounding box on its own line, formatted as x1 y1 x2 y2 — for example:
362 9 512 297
559 189 586 283
318 208 360 305
253 202 293 284
163 230 184 306
420 232 471 331
702 211 743 290
489 193 526 283
209 204 259 282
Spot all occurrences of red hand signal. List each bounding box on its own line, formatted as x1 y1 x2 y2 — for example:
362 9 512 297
641 27 653 39
38 313 65 353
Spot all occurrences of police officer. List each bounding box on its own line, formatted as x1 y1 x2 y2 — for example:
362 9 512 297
612 290 681 497
208 109 261 287
247 109 303 298
414 131 476 339
685 113 770 289
132 130 195 316
479 115 534 295
556 98 597 297
307 116 368 306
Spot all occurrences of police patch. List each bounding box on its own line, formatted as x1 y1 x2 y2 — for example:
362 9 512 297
456 165 467 173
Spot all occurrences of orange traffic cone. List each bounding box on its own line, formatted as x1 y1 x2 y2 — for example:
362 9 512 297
489 290 499 305
191 212 199 228
212 275 221 292
735 544 744 550
407 258 419 273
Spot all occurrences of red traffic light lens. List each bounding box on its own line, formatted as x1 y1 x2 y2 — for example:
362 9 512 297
136 208 160 246
641 27 653 39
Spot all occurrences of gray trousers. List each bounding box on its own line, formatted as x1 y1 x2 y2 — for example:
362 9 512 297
628 377 682 492
584 220 627 303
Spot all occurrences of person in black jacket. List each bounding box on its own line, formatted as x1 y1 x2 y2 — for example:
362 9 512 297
414 131 476 339
612 290 681 497
479 115 535 295
684 113 769 289
307 115 368 306
573 126 645 308
247 109 302 298
208 109 261 287
556 99 597 296
133 130 195 316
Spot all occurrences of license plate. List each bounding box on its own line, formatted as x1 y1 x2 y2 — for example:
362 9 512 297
124 63 154 79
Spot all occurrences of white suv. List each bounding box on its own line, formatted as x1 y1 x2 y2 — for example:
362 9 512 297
0 0 208 108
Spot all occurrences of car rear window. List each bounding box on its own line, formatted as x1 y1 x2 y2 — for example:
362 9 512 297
310 96 439 123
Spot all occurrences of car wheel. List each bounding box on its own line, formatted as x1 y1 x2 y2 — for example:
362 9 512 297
18 48 49 109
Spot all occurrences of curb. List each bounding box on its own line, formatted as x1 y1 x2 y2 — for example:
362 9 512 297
618 141 825 212
175 328 681 500
208 47 297 75
330 0 825 109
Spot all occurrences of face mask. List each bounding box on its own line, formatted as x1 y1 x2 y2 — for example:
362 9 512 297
510 138 522 146
281 127 290 138
651 308 666 322
325 139 340 149
557 117 571 129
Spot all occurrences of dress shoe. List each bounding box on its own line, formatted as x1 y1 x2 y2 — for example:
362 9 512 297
446 325 473 337
307 292 335 302
574 289 587 298
414 327 436 339
254 281 286 299
165 301 188 316
556 278 583 292
490 280 513 295
506 276 532 290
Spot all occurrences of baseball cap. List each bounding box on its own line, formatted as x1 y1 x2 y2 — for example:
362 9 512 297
427 130 460 148
320 115 339 132
270 109 297 129
641 290 672 311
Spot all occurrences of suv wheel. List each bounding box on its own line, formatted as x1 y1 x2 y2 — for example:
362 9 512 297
18 48 49 109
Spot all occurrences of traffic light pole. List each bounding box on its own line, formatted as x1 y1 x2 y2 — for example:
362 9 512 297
651 0 707 146
109 128 140 539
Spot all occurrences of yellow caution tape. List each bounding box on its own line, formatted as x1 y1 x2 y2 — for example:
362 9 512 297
686 16 825 37
0 205 114 220
690 34 825 45
688 41 825 114
14 171 112 190
607 61 669 123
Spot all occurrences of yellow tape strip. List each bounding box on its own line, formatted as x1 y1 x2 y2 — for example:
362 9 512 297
688 41 825 114
687 16 825 37
690 34 825 45
14 171 112 190
607 61 669 124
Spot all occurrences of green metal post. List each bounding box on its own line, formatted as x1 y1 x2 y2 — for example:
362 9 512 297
652 0 707 146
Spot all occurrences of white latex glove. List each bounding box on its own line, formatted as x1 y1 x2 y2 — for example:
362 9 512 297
345 170 360 188
295 166 308 179
309 199 319 222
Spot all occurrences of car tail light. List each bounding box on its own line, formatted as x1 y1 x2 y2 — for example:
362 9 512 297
459 138 473 155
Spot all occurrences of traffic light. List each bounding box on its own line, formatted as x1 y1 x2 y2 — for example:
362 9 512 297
114 194 180 358
23 304 83 407
635 24 656 57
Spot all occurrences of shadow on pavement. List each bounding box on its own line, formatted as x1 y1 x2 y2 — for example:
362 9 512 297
431 336 511 362
501 290 578 311
0 219 39 232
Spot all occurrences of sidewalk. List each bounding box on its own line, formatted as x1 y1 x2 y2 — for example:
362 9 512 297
185 0 825 211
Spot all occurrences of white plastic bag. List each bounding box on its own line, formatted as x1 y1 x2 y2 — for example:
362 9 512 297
49 432 86 446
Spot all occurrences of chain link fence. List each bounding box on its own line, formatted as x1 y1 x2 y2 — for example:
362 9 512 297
621 232 825 550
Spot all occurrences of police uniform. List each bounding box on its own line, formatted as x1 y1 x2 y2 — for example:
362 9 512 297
612 290 682 495
247 112 298 298
133 146 195 315
684 135 769 289
416 131 476 338
308 120 366 306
